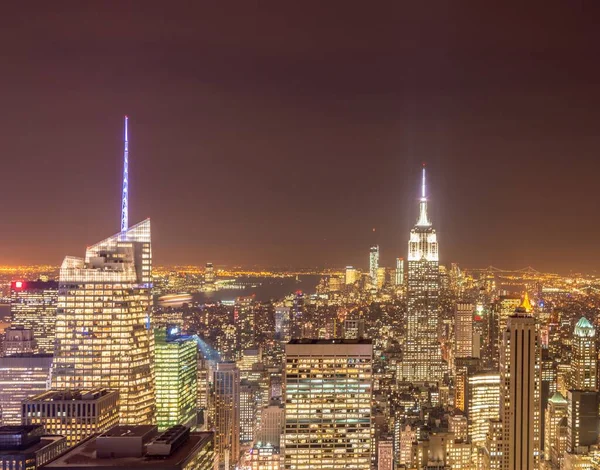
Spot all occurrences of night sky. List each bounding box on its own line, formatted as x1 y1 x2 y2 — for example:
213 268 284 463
1 2 599 272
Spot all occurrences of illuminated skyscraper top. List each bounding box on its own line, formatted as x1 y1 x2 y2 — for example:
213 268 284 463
121 115 129 232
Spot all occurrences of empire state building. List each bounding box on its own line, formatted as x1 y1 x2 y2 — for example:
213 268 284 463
401 165 443 383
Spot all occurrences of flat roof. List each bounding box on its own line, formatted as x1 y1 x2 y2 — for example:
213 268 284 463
0 435 65 455
27 389 117 402
287 338 372 345
44 432 213 469
99 426 155 438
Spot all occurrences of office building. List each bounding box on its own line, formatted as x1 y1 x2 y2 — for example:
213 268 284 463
376 266 386 290
257 399 284 448
204 262 215 284
0 425 66 470
571 317 597 391
378 438 393 470
284 339 372 469
52 220 155 425
0 354 53 425
213 362 240 470
3 327 36 355
274 307 290 343
455 302 474 358
155 328 198 431
345 266 359 285
245 443 280 470
22 389 119 447
566 390 598 452
240 380 261 444
10 280 58 354
499 308 541 470
544 392 567 462
467 372 500 448
402 166 443 382
344 318 365 339
43 425 216 470
483 419 504 470
369 246 379 288
394 257 404 286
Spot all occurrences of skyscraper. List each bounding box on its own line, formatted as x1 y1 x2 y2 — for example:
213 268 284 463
544 392 567 462
22 388 119 446
213 362 240 470
10 280 58 354
500 305 541 470
154 328 198 431
394 257 404 286
284 339 372 469
369 245 379 288
571 317 596 391
0 354 53 425
402 165 442 382
455 302 474 359
52 220 155 425
566 390 598 453
345 266 359 285
467 372 500 449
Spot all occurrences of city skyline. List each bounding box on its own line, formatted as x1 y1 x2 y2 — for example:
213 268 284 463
1 3 599 271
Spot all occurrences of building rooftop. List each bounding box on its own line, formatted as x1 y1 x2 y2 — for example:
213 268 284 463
27 389 116 402
548 392 567 405
287 338 372 345
0 425 65 453
43 428 213 470
575 316 596 337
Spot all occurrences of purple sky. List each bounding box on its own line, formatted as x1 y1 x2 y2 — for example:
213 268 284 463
1 2 599 271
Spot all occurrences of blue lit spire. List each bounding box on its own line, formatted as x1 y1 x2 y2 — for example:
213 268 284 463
120 116 129 232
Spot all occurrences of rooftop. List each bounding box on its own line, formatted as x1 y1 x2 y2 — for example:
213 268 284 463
548 392 567 405
575 316 596 337
43 429 213 470
287 338 372 345
26 389 117 402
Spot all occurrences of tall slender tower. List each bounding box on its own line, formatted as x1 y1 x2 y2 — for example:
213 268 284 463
571 317 597 391
401 165 442 382
121 115 129 232
500 299 541 470
52 118 155 425
369 245 379 288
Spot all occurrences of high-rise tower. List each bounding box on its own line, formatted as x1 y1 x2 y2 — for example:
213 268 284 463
369 245 379 288
53 220 155 425
500 300 541 470
571 317 597 391
52 117 155 425
401 165 442 382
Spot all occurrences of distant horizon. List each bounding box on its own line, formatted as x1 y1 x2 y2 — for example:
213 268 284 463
1 262 599 277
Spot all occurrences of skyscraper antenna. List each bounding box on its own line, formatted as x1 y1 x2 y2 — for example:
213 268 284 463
120 115 129 232
421 163 426 200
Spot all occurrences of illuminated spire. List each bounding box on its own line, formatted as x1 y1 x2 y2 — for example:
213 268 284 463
120 116 129 232
518 291 533 313
416 163 431 226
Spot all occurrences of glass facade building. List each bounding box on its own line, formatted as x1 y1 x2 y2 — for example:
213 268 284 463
284 339 372 469
155 328 198 431
10 280 59 354
52 220 155 425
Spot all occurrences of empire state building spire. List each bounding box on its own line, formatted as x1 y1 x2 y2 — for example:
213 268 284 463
416 164 431 227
